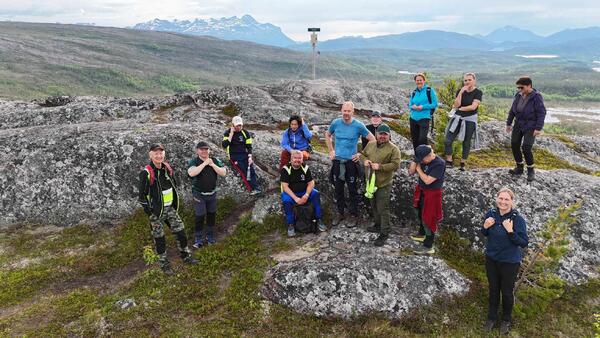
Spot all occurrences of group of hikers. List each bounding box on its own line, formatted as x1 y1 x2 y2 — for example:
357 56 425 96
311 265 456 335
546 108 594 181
138 73 544 334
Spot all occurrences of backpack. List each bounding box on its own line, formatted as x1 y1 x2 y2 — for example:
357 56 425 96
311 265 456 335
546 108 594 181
293 204 317 233
144 162 173 186
412 86 436 130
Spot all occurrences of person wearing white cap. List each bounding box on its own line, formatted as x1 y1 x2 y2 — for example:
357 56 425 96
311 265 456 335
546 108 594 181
222 116 262 195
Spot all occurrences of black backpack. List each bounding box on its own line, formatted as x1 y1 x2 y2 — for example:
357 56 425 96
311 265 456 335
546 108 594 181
293 204 317 233
412 86 436 130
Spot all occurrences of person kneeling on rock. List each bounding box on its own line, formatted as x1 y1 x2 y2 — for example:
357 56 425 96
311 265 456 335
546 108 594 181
187 141 227 248
359 124 401 247
280 150 327 237
138 143 198 275
408 145 445 255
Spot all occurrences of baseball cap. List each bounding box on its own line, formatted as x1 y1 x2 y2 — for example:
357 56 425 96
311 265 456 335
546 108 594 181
376 124 391 134
415 145 432 162
196 141 210 149
149 143 165 151
371 110 382 117
232 116 243 126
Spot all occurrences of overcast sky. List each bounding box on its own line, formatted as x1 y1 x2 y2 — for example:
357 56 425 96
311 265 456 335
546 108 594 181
1 0 599 41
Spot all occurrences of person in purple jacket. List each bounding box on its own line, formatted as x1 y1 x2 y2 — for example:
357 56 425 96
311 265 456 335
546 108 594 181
481 188 528 335
506 76 546 182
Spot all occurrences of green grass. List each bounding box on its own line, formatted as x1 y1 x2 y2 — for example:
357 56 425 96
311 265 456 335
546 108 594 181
1 202 598 336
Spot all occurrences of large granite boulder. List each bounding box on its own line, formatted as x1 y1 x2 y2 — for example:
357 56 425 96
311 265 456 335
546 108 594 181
262 223 471 319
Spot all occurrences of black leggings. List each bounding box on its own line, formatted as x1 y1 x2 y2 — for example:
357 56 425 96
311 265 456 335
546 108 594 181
511 128 536 166
444 120 476 160
486 256 520 322
409 118 430 150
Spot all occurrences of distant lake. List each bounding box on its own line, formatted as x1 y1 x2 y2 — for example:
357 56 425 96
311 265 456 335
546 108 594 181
546 107 600 124
515 54 559 59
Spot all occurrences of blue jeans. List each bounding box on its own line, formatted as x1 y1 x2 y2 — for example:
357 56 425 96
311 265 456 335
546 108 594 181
281 189 322 225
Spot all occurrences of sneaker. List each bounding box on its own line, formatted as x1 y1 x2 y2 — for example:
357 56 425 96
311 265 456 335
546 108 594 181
287 225 296 237
161 263 175 276
527 167 535 182
499 321 511 335
366 225 380 233
445 160 454 168
484 319 496 333
331 214 345 227
317 221 327 232
509 163 524 175
410 234 426 242
182 256 198 265
413 246 435 255
192 239 204 249
250 189 262 196
459 162 466 171
206 233 216 245
374 234 389 247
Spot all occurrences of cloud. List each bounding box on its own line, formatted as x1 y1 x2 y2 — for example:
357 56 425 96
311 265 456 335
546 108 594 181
0 0 598 39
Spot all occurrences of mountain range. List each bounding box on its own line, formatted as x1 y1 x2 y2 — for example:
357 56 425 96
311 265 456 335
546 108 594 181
132 17 600 57
132 15 294 47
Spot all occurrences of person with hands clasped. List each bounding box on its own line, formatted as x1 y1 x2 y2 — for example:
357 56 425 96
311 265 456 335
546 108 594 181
187 141 227 248
482 188 529 335
222 116 262 195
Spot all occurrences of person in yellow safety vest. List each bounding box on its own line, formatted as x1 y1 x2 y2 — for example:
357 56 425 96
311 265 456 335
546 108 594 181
138 143 198 275
360 124 401 246
221 116 262 195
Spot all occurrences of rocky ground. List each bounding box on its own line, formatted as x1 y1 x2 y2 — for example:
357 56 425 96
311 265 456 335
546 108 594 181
1 80 599 333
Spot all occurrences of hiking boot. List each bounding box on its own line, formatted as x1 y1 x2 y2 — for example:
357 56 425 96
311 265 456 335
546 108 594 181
509 163 524 175
527 167 535 182
445 160 454 168
345 215 358 228
287 225 296 237
317 220 327 232
161 263 175 276
374 234 389 247
250 189 262 196
414 246 435 255
366 224 381 233
459 162 466 171
331 214 345 227
484 319 496 333
182 255 198 265
192 239 204 249
410 234 426 242
499 321 511 335
206 232 216 245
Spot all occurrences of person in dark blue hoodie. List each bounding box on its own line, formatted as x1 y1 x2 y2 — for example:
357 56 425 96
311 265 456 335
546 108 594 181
506 76 546 182
481 188 529 335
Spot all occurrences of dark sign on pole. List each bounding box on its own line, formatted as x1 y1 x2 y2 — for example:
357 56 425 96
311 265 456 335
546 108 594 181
307 28 320 32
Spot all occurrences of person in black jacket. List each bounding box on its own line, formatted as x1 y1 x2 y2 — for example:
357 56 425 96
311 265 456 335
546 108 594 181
481 187 529 334
361 111 383 150
506 76 547 182
222 116 262 195
188 141 227 248
138 143 197 275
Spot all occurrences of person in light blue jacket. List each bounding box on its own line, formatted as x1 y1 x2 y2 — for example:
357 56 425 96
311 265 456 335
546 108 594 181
408 73 438 150
279 115 312 169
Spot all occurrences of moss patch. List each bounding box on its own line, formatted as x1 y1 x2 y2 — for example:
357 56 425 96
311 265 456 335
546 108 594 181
467 146 592 174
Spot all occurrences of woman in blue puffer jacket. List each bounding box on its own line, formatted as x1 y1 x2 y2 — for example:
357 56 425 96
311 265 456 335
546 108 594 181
481 187 528 335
